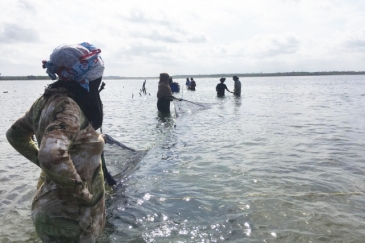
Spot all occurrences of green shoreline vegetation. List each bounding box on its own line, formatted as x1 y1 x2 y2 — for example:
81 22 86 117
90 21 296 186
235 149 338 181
1 71 365 81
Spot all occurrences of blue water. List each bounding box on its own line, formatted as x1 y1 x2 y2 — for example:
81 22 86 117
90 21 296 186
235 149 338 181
1 75 365 242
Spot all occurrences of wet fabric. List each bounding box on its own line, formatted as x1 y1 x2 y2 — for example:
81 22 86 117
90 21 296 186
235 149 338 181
157 97 171 113
42 42 104 91
6 89 105 242
157 74 173 113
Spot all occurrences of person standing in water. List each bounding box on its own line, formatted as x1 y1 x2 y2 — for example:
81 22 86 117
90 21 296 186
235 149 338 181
216 77 232 97
185 77 191 88
157 73 180 113
6 42 106 242
232 75 241 96
189 77 196 91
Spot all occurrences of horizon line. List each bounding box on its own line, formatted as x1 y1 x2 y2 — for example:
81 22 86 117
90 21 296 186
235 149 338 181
1 71 365 80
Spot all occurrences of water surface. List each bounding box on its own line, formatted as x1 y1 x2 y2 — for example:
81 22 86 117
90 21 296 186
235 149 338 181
1 75 365 242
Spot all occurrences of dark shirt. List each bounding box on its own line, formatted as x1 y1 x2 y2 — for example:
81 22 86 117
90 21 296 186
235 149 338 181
190 81 196 91
157 97 171 113
216 83 228 96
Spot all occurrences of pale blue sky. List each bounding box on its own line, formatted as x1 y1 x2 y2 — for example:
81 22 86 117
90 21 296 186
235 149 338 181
1 0 364 77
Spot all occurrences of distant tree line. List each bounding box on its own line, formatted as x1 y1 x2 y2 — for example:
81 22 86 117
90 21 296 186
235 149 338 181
0 75 49 80
0 75 153 81
172 71 365 79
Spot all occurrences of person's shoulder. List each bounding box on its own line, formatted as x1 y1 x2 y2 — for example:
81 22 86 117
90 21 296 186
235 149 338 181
159 83 169 87
30 96 44 109
25 96 45 124
47 93 75 104
48 95 81 116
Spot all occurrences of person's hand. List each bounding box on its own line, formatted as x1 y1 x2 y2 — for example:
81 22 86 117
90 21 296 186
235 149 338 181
100 133 106 143
73 180 93 202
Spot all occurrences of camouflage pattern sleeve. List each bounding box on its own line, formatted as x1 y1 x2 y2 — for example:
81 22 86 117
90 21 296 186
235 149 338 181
6 99 40 166
37 97 92 202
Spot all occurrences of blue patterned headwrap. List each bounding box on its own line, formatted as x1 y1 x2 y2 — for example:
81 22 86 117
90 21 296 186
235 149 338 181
42 42 105 91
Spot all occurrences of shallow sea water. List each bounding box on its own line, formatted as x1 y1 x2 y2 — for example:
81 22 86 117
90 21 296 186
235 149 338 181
0 75 365 242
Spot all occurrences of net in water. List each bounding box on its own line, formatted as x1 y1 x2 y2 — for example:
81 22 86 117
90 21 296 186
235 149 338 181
173 99 216 118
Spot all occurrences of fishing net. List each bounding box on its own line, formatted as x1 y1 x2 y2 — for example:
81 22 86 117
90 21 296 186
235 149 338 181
100 80 216 187
100 99 214 187
101 134 148 187
173 99 216 118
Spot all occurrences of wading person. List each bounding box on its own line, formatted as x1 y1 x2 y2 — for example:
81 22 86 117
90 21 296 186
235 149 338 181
189 77 196 91
185 77 191 88
232 75 241 96
216 77 232 97
6 42 106 242
157 73 180 113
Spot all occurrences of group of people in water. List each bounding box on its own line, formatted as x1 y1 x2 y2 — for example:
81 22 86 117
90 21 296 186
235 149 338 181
185 77 196 91
5 41 243 242
215 75 241 97
157 74 242 113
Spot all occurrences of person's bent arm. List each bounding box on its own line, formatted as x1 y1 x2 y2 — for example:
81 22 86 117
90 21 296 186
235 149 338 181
167 95 182 101
6 108 39 166
224 84 232 93
37 98 92 202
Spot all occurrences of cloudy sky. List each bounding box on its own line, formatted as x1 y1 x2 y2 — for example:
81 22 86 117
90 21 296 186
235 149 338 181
1 0 365 77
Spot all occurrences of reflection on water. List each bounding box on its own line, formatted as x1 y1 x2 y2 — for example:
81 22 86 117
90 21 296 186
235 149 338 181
1 76 365 242
234 96 241 105
156 111 175 128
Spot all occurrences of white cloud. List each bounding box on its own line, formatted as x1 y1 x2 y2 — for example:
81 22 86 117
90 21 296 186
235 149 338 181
0 0 364 76
0 24 40 43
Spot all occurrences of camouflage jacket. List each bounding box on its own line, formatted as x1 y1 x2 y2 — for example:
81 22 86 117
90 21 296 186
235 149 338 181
6 88 105 242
